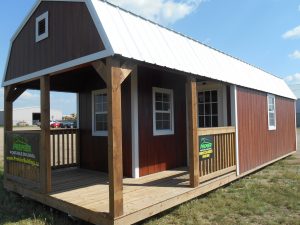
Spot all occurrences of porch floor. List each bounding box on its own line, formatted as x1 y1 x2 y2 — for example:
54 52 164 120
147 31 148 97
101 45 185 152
51 168 190 214
49 167 237 224
5 167 238 225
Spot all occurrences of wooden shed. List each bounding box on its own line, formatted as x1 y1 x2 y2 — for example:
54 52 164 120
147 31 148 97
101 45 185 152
2 0 297 224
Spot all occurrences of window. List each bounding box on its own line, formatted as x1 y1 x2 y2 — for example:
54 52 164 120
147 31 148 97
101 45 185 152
35 11 48 42
153 87 174 136
92 89 107 136
267 94 276 130
198 90 218 128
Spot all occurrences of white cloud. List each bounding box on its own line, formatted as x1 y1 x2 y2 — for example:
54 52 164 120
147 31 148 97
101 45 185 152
19 91 39 100
289 50 300 59
282 25 300 39
107 0 205 25
284 73 300 83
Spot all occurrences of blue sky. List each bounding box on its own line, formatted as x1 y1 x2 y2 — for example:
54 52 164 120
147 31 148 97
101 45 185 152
0 0 299 114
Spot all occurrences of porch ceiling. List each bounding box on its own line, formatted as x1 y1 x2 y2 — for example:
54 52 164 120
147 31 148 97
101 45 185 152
17 66 105 93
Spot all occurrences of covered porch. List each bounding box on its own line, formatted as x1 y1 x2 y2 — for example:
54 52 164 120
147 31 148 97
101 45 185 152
3 56 239 224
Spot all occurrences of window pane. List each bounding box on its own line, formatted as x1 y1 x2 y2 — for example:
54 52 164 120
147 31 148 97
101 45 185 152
199 116 205 128
162 113 170 121
211 91 218 102
269 96 274 105
205 91 211 102
269 113 275 126
163 121 170 129
102 94 107 103
156 102 163 110
95 114 107 131
156 113 163 121
198 103 204 116
205 103 211 114
103 102 107 112
205 116 211 127
212 103 218 114
38 19 46 35
155 92 162 101
103 121 107 131
212 116 218 127
198 92 204 103
163 102 170 111
95 103 101 112
162 93 170 102
156 121 163 130
95 95 101 104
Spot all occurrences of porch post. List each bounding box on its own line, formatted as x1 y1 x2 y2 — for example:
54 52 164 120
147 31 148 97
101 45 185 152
186 77 199 187
3 86 13 182
40 75 51 193
107 58 124 217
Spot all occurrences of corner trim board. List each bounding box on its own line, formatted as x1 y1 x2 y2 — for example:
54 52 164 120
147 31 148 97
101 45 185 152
231 85 240 176
131 68 139 178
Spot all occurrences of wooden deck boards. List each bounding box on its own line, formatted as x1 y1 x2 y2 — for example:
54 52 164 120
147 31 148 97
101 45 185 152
50 168 191 214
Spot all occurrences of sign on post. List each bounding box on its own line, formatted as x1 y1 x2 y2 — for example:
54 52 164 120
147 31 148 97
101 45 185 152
199 135 214 160
6 132 40 167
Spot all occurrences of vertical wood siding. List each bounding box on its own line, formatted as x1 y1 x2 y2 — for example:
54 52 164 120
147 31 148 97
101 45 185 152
5 2 104 81
79 72 132 177
237 87 296 174
138 66 187 176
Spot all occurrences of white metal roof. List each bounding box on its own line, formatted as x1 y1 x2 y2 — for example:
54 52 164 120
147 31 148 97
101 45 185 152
91 0 295 99
3 0 296 100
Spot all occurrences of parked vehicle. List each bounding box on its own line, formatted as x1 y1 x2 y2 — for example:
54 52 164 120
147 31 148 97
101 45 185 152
16 121 29 127
61 120 77 128
50 121 62 128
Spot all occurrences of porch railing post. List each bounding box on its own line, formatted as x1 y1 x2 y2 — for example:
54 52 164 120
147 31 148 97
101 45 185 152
107 57 124 217
186 77 199 187
3 86 13 183
40 75 51 193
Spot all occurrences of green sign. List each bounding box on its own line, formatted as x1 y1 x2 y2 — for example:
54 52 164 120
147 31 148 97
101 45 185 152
199 135 214 160
6 133 40 167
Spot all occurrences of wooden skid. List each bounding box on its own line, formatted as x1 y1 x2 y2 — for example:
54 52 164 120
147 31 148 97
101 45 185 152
3 152 295 225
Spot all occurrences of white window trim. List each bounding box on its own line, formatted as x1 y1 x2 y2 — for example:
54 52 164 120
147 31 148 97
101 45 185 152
197 82 227 127
152 87 174 136
92 89 108 136
35 11 49 43
267 94 276 130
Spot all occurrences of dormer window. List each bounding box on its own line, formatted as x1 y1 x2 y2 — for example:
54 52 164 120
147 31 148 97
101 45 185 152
35 11 48 42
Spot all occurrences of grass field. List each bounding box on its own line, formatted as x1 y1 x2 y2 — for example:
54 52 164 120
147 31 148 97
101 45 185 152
0 129 299 224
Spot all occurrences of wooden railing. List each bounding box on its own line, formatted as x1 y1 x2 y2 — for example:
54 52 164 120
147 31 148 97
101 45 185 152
198 126 236 179
50 128 80 169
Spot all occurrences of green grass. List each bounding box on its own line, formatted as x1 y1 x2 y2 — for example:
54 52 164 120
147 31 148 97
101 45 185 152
0 155 299 225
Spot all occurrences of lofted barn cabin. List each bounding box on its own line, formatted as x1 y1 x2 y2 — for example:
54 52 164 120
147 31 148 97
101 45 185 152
2 0 297 224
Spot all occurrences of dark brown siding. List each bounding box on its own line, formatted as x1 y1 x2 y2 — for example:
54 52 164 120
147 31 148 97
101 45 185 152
79 74 132 177
237 87 296 174
138 66 187 176
5 1 104 81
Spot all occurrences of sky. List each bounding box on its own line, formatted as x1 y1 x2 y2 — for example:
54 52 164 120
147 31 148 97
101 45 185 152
0 0 299 114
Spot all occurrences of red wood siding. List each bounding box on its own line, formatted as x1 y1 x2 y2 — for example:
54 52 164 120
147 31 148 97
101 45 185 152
79 73 132 177
237 87 296 174
138 66 187 176
5 1 104 81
